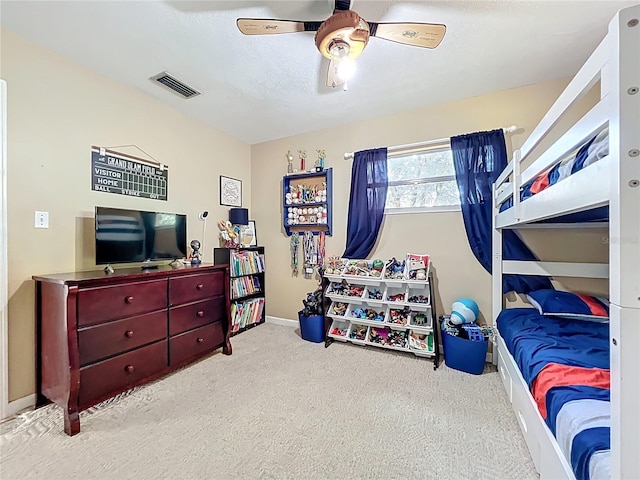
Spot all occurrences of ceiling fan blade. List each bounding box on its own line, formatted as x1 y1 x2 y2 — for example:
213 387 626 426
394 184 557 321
334 0 352 11
370 22 446 48
326 58 345 88
236 18 322 35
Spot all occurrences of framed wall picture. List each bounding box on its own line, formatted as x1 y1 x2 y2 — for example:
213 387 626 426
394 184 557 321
220 175 242 207
244 220 258 247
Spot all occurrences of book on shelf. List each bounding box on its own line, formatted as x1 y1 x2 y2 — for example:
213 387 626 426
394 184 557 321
230 250 265 277
230 297 265 332
231 275 262 299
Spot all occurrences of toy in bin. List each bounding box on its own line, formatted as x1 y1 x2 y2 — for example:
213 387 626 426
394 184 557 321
442 298 488 375
370 327 407 348
410 312 430 327
299 287 326 343
349 324 368 341
302 289 324 317
325 256 347 275
384 257 405 279
409 331 433 352
405 253 430 280
389 307 410 325
330 323 348 337
331 302 348 316
343 259 384 277
366 288 383 300
350 307 384 322
450 298 479 324
442 299 485 340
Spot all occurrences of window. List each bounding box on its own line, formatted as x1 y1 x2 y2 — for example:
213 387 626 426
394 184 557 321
155 213 177 228
385 143 461 213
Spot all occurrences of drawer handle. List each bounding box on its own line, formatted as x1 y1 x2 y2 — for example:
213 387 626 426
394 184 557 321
124 330 134 338
196 284 204 290
124 365 135 373
196 337 204 343
196 310 205 318
125 296 134 304
517 411 528 433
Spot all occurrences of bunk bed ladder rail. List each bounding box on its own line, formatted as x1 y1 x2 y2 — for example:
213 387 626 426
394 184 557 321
512 150 522 223
490 186 502 366
608 5 640 480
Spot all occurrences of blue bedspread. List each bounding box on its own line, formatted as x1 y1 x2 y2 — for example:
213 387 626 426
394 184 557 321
499 128 609 219
497 309 609 388
497 308 610 480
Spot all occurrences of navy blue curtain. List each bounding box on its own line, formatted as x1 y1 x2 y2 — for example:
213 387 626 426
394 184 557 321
343 148 388 259
451 130 551 294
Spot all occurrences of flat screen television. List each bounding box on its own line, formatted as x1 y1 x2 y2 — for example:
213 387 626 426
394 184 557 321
95 206 187 265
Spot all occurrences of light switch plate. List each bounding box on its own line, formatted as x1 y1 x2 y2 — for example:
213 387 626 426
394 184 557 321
35 211 49 229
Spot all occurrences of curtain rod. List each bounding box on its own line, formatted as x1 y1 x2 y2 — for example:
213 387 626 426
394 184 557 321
343 125 518 160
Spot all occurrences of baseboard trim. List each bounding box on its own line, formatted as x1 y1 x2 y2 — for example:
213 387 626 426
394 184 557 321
4 393 36 419
265 315 298 328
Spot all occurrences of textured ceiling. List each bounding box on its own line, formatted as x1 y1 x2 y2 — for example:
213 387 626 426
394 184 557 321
1 0 637 144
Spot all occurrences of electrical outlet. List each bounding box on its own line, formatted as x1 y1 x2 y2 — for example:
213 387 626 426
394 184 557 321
35 211 49 229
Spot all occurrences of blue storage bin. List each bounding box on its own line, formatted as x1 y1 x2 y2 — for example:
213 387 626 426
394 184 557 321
298 311 325 343
442 330 488 375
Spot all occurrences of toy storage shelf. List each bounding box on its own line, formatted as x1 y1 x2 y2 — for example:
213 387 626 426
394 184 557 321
325 270 440 369
283 168 333 236
214 247 266 337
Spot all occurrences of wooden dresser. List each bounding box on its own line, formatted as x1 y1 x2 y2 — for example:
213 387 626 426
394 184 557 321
33 263 231 436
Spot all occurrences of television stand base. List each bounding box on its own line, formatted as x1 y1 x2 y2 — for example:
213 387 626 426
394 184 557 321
103 264 114 274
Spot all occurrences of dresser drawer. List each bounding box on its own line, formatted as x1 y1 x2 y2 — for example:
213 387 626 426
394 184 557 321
78 310 167 366
79 340 167 408
77 279 167 326
169 297 225 336
169 271 224 305
170 322 224 367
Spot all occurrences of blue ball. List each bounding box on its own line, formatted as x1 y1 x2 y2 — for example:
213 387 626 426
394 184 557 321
451 298 480 324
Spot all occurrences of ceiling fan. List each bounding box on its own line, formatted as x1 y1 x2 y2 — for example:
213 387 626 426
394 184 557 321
237 0 446 90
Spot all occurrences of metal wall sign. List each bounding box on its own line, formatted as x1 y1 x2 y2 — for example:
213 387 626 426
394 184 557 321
91 148 168 200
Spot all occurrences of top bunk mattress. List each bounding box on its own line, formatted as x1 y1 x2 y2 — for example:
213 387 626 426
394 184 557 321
499 127 609 217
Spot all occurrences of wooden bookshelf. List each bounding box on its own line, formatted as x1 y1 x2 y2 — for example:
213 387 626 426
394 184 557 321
214 247 266 336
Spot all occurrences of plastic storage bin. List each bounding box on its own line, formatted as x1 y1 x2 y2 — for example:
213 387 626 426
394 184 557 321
442 330 488 375
298 311 325 343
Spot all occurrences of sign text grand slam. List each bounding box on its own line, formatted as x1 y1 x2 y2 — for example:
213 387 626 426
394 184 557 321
91 150 168 200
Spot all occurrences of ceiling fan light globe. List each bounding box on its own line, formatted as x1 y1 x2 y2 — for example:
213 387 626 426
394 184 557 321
328 39 350 59
337 58 356 82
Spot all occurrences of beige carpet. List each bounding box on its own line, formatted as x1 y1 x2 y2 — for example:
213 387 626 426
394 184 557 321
1 323 537 480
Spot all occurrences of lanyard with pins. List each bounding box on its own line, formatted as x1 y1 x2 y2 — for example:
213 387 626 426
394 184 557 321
290 232 300 276
318 232 326 268
303 231 316 279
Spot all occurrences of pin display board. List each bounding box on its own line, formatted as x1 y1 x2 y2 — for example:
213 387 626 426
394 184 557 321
91 149 168 200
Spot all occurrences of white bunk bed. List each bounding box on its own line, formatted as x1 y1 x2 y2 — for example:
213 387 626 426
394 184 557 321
492 5 639 480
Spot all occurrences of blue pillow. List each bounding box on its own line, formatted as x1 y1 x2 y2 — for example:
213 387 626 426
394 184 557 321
526 289 609 321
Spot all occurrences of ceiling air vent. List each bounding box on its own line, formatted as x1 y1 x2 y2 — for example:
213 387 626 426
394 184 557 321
150 71 201 99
